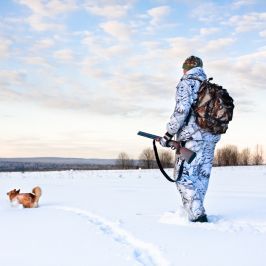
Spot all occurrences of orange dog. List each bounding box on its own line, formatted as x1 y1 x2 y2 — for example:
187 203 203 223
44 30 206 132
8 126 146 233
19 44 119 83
7 186 42 208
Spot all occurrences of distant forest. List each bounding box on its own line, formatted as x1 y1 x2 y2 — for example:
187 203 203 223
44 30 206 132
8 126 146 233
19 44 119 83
116 144 265 169
0 158 119 172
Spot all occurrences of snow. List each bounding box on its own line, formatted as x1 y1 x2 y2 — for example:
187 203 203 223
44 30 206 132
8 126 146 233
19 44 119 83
0 166 266 266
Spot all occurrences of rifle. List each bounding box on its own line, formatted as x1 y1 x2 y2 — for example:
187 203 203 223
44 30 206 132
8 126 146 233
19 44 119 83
137 131 196 164
137 131 196 183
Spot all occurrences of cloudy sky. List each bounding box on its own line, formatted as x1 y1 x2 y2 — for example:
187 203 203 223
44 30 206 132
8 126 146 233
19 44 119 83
0 0 265 159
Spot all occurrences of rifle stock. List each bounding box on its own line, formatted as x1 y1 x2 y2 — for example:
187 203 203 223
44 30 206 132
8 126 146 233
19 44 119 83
137 131 196 164
169 141 196 164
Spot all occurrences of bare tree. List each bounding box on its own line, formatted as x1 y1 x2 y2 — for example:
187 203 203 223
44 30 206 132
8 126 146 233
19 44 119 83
159 150 174 168
215 145 239 166
252 145 264 165
139 148 155 169
239 148 251 165
116 152 133 169
213 149 220 166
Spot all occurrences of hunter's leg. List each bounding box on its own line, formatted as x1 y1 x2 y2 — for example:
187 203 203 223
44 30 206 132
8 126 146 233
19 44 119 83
175 140 208 221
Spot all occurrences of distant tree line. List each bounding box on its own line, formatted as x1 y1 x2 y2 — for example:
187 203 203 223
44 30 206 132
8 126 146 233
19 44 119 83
214 144 264 166
0 161 118 172
116 147 174 169
116 144 265 169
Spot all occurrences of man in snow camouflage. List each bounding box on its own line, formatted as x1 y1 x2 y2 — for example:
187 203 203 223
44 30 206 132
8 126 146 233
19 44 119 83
160 56 220 223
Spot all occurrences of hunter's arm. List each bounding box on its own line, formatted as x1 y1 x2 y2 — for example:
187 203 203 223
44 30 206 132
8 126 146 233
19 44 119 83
166 79 194 135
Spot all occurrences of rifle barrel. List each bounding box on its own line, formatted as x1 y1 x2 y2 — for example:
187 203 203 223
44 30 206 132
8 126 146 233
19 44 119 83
137 131 160 140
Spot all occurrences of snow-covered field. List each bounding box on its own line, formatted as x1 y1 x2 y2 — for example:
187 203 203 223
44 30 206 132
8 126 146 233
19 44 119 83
0 166 266 266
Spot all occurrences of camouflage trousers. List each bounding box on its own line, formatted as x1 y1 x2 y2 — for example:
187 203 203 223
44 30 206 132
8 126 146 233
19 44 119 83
174 139 217 221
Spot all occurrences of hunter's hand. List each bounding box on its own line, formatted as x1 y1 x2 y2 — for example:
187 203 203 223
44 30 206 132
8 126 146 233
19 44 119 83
159 132 173 147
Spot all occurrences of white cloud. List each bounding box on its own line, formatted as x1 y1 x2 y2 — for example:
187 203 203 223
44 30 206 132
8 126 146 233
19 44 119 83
16 0 46 16
23 56 51 68
208 48 266 92
166 37 199 58
27 14 64 31
85 4 130 19
141 41 162 50
106 44 130 56
0 38 12 58
16 0 77 31
201 38 235 52
81 58 107 79
191 2 226 23
0 70 27 105
0 70 26 86
53 49 75 61
34 38 55 49
81 31 102 47
0 72 144 117
233 0 255 8
147 5 171 26
228 12 266 32
80 30 130 61
199 27 219 36
16 0 77 17
100 21 132 41
259 30 266 37
45 0 78 15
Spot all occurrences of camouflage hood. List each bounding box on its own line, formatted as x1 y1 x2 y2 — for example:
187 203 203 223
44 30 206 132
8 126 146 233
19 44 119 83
182 67 207 82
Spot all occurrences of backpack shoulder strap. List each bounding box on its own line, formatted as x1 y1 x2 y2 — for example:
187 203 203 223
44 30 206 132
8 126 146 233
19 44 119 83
182 77 206 126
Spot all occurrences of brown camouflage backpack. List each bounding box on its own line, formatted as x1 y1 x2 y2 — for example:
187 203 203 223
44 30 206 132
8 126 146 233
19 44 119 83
190 77 234 134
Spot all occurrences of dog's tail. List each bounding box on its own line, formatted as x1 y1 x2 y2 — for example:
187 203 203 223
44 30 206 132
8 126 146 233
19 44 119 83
32 186 42 205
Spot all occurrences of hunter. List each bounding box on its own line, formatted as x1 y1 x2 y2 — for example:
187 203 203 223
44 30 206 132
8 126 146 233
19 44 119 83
159 56 221 223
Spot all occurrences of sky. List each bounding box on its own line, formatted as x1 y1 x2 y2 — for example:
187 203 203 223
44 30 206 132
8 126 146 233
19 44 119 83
0 0 266 159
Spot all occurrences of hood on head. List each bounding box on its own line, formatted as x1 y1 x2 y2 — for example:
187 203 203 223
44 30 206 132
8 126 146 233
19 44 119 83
183 67 207 82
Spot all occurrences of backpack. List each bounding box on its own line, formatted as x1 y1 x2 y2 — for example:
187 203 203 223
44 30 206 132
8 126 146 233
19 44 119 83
189 77 234 134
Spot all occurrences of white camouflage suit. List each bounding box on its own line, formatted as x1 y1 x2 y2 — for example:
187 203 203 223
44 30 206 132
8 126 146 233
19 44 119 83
166 67 220 221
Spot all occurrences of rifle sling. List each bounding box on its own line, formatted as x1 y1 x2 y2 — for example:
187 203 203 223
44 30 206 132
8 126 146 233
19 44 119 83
153 139 186 183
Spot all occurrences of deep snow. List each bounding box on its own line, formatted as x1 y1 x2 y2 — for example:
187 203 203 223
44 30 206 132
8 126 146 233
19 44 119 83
0 166 266 266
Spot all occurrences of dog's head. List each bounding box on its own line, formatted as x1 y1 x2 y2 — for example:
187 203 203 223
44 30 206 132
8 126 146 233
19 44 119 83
7 189 20 200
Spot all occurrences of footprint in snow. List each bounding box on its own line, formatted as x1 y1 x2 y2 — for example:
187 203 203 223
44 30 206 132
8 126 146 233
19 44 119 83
51 206 170 266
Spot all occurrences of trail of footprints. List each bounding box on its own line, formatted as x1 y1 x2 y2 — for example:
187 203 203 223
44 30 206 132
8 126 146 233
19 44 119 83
49 206 266 266
54 206 170 266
